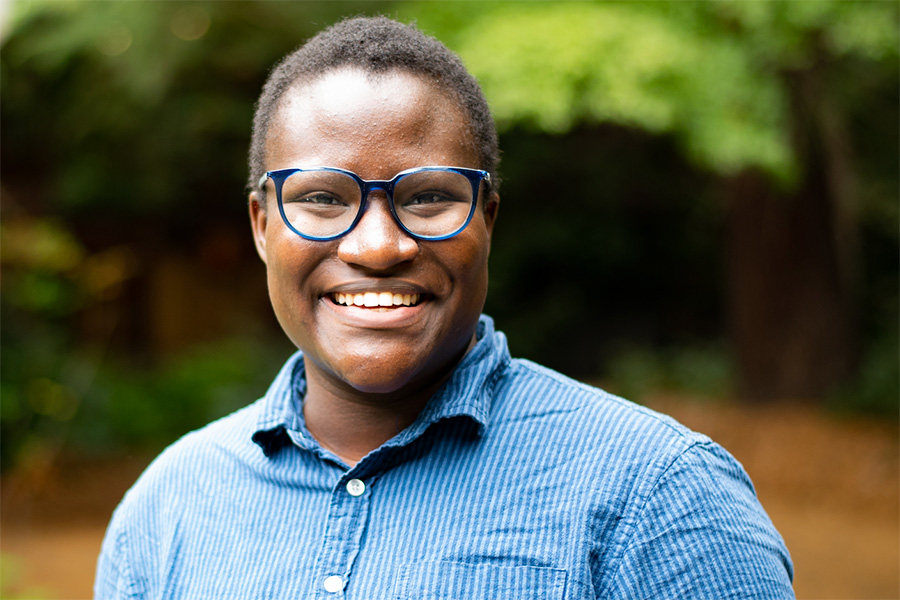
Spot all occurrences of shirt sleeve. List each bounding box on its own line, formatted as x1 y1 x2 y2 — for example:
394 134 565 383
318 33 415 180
606 441 795 599
95 504 143 600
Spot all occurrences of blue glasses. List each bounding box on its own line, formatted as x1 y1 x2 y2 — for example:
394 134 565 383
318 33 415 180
258 166 490 241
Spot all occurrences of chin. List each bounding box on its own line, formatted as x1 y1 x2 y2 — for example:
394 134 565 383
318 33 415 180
328 348 457 400
339 363 423 396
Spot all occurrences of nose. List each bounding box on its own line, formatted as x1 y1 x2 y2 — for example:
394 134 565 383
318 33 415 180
336 195 418 270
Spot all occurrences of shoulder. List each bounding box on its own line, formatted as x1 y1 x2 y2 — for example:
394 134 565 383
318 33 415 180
135 401 262 491
488 358 738 528
605 440 795 598
102 400 264 545
95 401 265 596
491 360 793 597
493 359 772 523
494 358 710 460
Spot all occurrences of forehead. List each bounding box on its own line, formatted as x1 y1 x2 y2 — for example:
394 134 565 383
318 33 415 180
265 68 477 174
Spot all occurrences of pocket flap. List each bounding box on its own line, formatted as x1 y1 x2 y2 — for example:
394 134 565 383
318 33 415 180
393 561 567 599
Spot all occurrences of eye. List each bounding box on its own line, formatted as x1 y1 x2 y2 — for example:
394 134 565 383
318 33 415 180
288 192 345 206
404 191 462 206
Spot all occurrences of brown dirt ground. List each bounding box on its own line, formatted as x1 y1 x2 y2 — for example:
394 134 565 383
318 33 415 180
1 396 898 600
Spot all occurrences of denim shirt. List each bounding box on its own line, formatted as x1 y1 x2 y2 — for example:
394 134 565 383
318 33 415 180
95 316 794 599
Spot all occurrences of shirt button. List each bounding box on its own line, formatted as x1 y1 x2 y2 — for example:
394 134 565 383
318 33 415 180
323 575 343 593
346 478 365 497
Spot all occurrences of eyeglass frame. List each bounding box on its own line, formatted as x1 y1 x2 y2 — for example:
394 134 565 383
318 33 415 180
257 165 491 242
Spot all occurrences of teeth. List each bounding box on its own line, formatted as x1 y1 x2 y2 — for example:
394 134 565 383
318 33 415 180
332 292 420 308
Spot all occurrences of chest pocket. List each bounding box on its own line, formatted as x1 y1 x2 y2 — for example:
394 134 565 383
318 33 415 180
392 561 567 599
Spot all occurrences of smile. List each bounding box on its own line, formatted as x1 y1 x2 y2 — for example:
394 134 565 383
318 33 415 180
331 292 421 308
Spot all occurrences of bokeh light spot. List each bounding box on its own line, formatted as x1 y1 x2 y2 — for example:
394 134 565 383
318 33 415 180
171 7 210 41
26 378 79 421
97 23 132 56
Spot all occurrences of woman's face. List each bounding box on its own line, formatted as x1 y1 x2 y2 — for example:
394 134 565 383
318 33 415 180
250 68 498 402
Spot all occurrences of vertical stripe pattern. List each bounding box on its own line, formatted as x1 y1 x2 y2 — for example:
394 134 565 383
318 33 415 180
95 315 794 599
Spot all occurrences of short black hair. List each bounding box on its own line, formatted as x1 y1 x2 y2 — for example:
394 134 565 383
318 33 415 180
247 16 499 206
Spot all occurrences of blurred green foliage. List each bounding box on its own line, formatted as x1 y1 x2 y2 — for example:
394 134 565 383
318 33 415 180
606 343 733 404
1 1 897 472
0 216 281 465
406 1 898 183
1 0 388 467
1 321 289 469
68 339 289 451
2 0 386 218
406 0 898 412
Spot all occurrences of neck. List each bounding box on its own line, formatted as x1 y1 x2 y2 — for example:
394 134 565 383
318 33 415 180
300 334 478 467
301 370 447 468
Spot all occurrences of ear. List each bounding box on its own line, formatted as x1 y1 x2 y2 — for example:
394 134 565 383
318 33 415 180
483 191 500 239
248 191 268 264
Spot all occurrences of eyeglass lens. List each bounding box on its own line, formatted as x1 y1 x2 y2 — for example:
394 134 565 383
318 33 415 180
278 169 476 239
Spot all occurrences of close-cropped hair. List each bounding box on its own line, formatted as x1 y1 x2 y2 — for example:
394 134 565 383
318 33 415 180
247 16 499 206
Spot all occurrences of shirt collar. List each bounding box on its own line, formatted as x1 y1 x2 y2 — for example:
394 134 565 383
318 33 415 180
251 315 510 457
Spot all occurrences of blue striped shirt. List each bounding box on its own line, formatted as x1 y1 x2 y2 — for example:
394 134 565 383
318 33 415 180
95 315 794 599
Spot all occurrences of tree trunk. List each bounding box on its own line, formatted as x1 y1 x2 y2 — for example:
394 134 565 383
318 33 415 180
726 62 859 402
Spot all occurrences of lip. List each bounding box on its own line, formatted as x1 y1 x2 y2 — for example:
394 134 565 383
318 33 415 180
319 279 433 329
323 279 429 297
320 295 428 329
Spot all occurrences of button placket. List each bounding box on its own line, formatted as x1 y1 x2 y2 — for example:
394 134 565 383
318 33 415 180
309 474 375 598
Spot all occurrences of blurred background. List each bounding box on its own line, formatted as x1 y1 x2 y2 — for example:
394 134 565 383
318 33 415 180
1 1 897 598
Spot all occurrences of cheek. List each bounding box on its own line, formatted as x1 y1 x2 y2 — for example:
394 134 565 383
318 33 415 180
264 233 323 339
265 227 323 284
446 229 492 302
